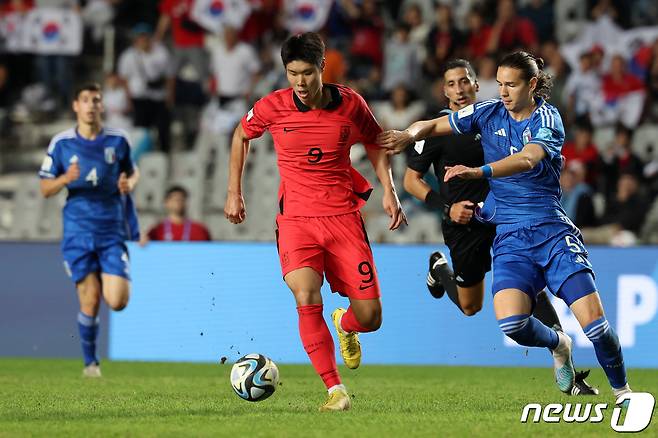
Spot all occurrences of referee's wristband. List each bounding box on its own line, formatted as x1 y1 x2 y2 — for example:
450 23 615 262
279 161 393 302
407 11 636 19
480 164 493 178
425 190 442 210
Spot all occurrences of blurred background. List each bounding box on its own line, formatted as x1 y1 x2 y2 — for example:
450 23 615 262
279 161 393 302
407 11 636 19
1 0 658 246
1 0 657 370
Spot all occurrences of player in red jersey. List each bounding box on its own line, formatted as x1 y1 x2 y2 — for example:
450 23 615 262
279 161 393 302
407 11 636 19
224 32 406 412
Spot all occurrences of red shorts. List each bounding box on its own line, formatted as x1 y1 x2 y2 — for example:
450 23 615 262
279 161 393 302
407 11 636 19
275 211 380 299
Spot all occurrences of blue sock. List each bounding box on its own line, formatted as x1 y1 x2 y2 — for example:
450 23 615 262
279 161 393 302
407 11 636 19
584 317 627 389
498 314 559 349
77 311 99 366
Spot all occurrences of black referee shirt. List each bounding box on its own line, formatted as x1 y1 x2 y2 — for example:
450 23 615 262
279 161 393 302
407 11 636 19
406 108 489 207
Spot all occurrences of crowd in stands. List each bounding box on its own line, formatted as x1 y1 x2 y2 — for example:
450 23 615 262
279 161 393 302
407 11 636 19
2 0 658 245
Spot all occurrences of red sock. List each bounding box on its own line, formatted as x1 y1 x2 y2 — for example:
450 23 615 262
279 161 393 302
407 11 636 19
340 306 376 333
297 304 341 389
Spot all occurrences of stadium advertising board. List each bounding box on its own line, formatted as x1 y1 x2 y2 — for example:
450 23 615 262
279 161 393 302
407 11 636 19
109 243 658 368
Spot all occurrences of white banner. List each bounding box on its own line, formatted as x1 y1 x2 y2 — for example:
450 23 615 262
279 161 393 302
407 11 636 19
561 16 658 70
190 0 252 34
0 12 27 53
283 0 333 34
20 8 83 55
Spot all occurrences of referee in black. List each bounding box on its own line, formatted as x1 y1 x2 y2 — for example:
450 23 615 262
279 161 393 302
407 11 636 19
403 59 596 394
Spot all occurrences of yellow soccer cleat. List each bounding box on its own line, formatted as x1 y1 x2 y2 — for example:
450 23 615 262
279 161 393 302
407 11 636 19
331 308 361 369
319 388 351 412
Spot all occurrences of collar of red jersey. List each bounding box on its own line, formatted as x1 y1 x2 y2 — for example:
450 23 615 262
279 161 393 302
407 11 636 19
293 84 343 112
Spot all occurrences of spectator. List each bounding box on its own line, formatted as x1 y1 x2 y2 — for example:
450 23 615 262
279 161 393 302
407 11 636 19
562 118 600 187
540 40 568 115
322 37 347 85
423 3 462 79
207 24 260 133
253 42 286 100
519 0 554 43
81 0 115 43
342 0 385 73
422 77 447 119
582 172 649 246
382 22 419 92
602 54 646 102
374 84 425 130
560 161 596 228
155 0 209 148
599 123 645 201
401 2 429 61
102 71 132 130
475 55 498 101
563 51 601 125
0 62 14 135
643 38 658 123
155 0 207 82
486 0 538 55
117 23 174 152
143 185 211 243
465 6 492 61
593 54 646 128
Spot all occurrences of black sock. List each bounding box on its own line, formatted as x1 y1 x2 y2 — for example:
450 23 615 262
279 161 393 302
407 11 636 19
533 290 562 331
434 262 461 311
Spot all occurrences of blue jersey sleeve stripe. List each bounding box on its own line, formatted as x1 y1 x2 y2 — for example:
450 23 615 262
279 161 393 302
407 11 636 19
449 112 462 134
475 99 498 110
47 128 75 154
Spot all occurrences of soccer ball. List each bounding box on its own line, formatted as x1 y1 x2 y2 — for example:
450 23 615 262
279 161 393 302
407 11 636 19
230 353 279 402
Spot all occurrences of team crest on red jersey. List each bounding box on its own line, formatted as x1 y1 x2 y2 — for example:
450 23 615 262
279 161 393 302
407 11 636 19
339 125 351 143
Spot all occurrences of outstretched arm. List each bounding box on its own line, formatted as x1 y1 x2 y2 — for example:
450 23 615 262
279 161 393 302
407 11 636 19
377 116 453 155
365 146 406 230
444 143 547 181
224 123 251 224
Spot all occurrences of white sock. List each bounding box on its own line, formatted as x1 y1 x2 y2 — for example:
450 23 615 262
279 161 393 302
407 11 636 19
328 384 346 394
613 383 631 399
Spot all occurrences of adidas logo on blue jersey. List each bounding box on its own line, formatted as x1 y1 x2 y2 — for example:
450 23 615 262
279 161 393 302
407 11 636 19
494 128 507 137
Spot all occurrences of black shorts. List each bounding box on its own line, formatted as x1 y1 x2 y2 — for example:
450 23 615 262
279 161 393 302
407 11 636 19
442 219 495 288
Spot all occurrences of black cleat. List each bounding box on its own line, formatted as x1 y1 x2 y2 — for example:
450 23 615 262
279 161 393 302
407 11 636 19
427 251 449 299
570 370 600 396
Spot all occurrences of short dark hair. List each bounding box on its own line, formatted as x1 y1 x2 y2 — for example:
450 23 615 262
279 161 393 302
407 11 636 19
281 32 325 69
614 122 632 139
165 185 188 199
74 83 102 100
574 116 593 133
499 51 553 99
443 58 477 81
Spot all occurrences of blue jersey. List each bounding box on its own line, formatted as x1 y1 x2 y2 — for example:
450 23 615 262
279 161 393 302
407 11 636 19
448 98 567 226
39 127 136 238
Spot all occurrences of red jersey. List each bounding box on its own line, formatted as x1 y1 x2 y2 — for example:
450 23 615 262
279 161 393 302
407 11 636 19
241 84 382 217
147 219 211 241
159 0 204 48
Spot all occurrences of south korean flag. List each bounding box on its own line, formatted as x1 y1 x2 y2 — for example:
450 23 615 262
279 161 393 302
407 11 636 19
190 0 252 34
22 8 83 55
283 0 333 34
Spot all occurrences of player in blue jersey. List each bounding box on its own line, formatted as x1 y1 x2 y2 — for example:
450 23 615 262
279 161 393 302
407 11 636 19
39 83 140 377
379 52 631 403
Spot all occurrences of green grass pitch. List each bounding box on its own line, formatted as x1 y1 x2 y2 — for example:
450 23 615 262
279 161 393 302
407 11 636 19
0 359 656 437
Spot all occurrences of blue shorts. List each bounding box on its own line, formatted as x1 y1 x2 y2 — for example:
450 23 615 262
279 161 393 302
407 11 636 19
491 219 595 304
61 234 130 283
